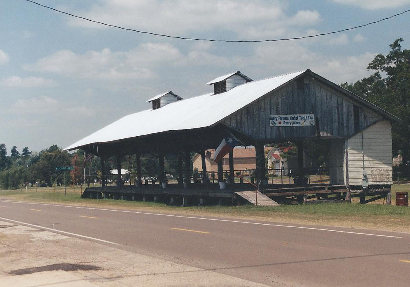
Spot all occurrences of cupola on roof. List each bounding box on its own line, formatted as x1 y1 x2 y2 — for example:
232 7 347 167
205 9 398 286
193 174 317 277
207 71 253 95
147 91 182 110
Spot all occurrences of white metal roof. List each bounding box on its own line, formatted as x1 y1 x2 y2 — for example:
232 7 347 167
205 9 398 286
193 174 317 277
65 70 305 150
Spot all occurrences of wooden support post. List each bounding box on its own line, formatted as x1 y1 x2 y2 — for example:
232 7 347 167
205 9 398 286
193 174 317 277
116 156 122 187
182 196 188 207
345 189 352 202
100 157 106 188
183 151 191 187
255 142 266 186
297 141 304 176
295 141 307 185
217 159 223 183
136 153 142 187
158 153 165 185
177 154 183 185
360 188 367 204
200 150 208 184
229 150 234 184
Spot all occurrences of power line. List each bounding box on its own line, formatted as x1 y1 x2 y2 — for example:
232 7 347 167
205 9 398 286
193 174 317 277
25 0 410 43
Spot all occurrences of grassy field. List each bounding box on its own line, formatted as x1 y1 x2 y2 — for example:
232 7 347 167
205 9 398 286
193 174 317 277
0 185 409 233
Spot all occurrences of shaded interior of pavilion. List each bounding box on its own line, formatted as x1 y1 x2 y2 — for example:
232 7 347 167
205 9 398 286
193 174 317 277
78 123 357 205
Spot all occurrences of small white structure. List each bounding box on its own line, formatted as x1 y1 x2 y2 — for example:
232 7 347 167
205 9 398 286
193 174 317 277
207 71 252 94
110 169 129 175
147 91 182 110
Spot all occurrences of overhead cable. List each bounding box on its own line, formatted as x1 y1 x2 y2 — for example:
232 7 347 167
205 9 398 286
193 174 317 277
24 0 410 43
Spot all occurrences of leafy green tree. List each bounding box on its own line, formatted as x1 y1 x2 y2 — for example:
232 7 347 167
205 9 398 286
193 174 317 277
342 38 410 175
30 145 71 186
0 166 27 189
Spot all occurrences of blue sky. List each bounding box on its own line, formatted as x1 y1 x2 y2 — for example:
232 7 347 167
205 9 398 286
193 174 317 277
1 0 409 152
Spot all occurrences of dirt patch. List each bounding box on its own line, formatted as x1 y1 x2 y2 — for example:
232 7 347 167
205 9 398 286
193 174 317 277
9 263 101 275
0 222 69 241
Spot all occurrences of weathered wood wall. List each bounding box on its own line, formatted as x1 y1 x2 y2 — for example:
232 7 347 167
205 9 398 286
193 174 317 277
222 75 383 142
221 74 392 186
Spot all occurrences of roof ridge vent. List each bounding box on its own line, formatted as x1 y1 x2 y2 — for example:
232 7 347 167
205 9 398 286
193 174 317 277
207 71 252 95
147 91 182 110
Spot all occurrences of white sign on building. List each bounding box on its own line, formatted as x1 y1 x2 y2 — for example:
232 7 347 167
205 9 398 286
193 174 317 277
270 114 315 127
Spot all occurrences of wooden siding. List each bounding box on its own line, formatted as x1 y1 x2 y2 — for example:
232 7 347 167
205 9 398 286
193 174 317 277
345 120 392 185
222 75 383 142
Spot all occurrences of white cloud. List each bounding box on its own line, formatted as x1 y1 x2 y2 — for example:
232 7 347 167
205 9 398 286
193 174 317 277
25 48 156 80
327 34 349 45
246 42 375 83
68 0 320 39
22 31 34 39
1 76 55 88
11 96 59 115
125 43 183 66
288 10 321 26
25 42 231 82
332 0 410 10
24 39 376 95
66 106 96 117
312 53 376 83
0 50 9 65
10 96 96 118
353 34 365 43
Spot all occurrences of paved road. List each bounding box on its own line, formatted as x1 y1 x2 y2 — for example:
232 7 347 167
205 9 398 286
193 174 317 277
0 198 409 286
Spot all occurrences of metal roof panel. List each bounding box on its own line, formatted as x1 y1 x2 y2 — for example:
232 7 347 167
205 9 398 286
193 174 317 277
66 70 304 150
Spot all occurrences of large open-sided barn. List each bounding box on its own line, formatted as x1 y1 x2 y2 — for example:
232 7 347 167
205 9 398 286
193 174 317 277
66 69 395 205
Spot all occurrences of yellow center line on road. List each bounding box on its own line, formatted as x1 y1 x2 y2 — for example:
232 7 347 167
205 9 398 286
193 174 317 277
400 260 410 264
79 215 97 219
171 227 209 234
29 209 42 212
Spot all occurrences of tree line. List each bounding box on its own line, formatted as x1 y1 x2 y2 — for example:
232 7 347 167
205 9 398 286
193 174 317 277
0 144 71 189
0 144 182 189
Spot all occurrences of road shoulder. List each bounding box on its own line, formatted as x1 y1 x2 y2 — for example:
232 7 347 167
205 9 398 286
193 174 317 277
0 220 273 287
